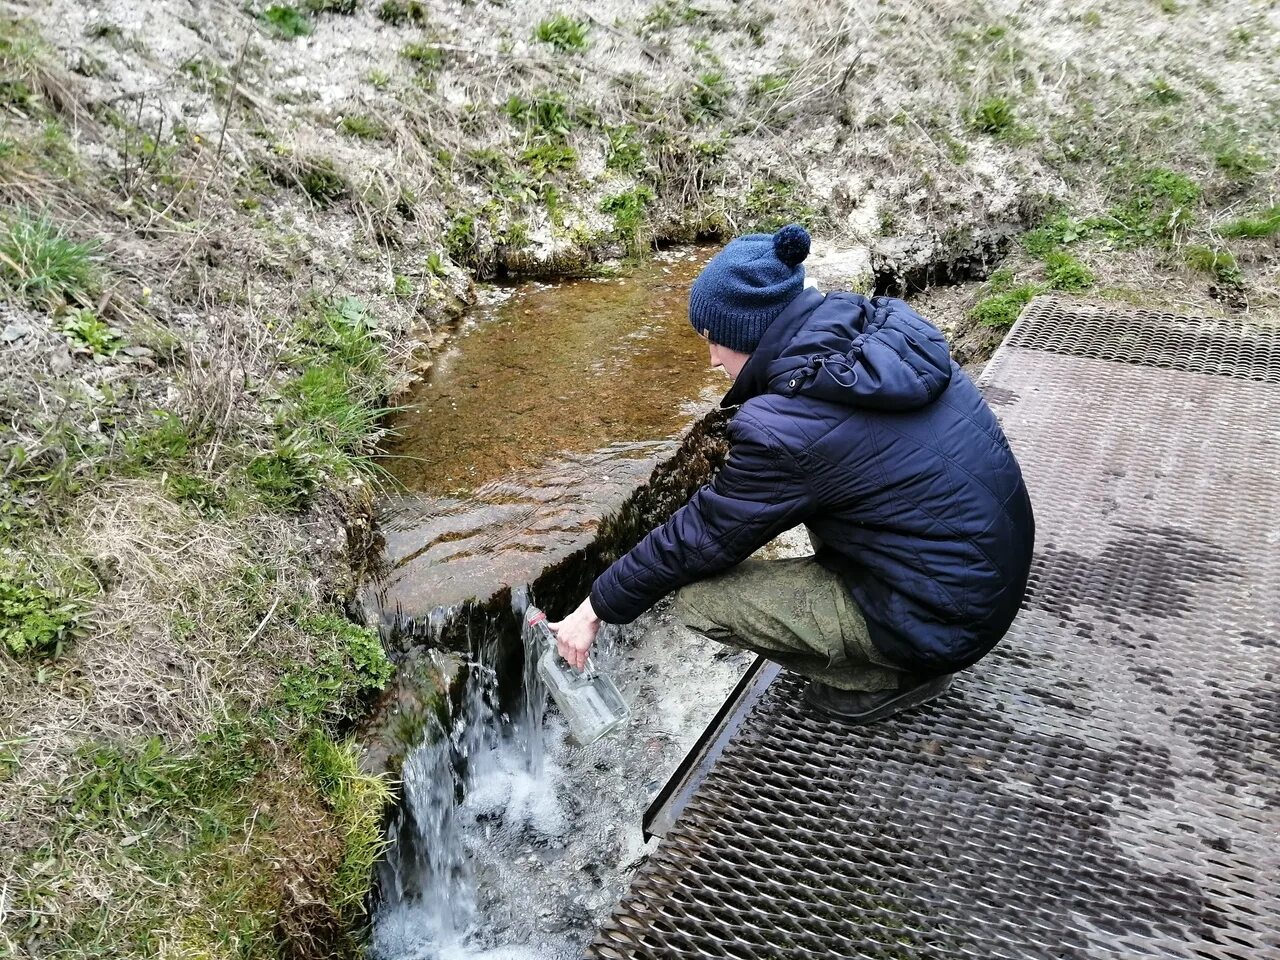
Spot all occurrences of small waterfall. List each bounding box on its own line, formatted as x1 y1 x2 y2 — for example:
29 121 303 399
371 601 563 959
368 597 753 960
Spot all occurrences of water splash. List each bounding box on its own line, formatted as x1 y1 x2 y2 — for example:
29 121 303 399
369 607 752 960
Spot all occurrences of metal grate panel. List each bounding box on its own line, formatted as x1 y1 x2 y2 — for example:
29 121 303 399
589 296 1280 959
1005 297 1280 384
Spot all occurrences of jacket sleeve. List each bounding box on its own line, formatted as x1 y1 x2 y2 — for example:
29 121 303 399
589 413 813 624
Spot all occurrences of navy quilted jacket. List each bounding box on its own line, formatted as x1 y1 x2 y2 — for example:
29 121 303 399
590 288 1035 673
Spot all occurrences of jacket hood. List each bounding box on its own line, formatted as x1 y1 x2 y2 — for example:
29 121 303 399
723 290 953 411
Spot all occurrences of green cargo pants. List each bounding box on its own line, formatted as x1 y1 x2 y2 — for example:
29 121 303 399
672 554 905 692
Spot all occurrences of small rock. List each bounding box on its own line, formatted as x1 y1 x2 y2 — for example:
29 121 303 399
1 323 31 343
122 345 154 358
49 344 74 375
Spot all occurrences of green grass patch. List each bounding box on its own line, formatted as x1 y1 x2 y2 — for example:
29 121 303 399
285 363 384 452
124 411 193 472
1 554 93 658
338 113 388 141
61 717 280 952
1146 77 1182 105
297 302 383 408
270 155 349 207
643 0 708 32
1091 166 1201 245
1 411 107 533
377 0 429 26
1020 214 1086 255
968 96 1032 143
686 70 733 122
600 185 655 251
1042 250 1095 291
742 176 821 233
120 411 232 514
401 41 445 73
37 590 394 955
506 91 575 140
163 472 226 515
0 19 48 111
533 14 589 52
1218 205 1280 239
1184 244 1241 284
242 297 389 511
297 158 348 205
750 72 791 99
281 614 393 723
444 210 480 268
73 720 263 826
277 299 388 500
246 436 325 511
604 124 646 174
303 730 392 914
0 211 99 306
303 0 359 12
1212 137 1267 180
260 5 312 39
522 142 577 177
969 269 1046 328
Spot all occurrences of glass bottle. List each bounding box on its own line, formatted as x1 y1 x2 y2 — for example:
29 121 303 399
523 606 630 745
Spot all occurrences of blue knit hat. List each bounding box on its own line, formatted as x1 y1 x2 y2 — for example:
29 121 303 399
688 224 811 353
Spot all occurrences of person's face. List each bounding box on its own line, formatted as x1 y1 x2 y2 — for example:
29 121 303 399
701 331 751 381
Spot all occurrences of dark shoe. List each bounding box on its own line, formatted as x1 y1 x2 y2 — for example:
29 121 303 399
803 673 954 725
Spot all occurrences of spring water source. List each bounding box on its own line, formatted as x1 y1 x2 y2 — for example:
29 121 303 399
370 593 752 960
367 249 753 958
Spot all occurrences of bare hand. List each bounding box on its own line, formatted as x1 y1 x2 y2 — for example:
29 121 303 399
548 597 602 672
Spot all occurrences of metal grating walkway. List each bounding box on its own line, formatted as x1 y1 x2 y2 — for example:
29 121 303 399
588 296 1280 960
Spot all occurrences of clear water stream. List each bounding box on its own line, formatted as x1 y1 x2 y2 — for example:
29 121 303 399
367 250 751 958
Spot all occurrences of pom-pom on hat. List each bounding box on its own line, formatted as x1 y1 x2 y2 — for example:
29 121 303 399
688 224 811 354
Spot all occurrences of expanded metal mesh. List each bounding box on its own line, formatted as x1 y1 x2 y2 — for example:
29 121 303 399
589 295 1280 959
1005 297 1280 384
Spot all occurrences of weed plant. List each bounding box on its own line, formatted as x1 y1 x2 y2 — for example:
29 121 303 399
0 211 99 306
260 5 312 38
534 15 589 52
0 555 92 657
338 113 389 140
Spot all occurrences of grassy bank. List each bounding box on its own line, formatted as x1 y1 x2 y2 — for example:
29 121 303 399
1 21 409 953
2 1 1277 956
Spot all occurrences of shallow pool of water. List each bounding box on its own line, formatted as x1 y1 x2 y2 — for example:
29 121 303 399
384 249 721 497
